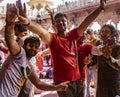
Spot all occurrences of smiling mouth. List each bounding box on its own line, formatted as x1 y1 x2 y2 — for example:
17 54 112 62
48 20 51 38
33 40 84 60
29 50 35 54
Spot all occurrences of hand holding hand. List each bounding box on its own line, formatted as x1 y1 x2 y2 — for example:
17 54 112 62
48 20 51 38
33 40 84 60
55 81 69 91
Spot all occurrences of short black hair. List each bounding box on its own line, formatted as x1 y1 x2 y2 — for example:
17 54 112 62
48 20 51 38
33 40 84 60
15 23 27 33
85 29 93 34
54 13 68 20
24 36 40 46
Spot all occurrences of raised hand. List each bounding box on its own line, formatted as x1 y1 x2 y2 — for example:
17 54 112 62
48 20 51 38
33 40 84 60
45 5 54 16
45 5 55 25
16 0 29 25
100 0 107 9
16 0 27 17
6 4 18 23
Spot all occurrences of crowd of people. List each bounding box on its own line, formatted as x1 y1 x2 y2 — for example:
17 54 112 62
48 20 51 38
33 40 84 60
0 0 120 97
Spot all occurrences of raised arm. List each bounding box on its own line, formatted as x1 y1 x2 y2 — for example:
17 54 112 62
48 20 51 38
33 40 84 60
18 16 51 44
77 0 106 36
16 0 51 44
5 4 20 55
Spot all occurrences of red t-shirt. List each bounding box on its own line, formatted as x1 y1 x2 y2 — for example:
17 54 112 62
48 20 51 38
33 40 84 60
78 43 92 81
49 28 80 82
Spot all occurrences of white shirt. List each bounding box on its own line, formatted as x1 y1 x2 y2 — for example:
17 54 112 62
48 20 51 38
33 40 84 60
0 47 32 97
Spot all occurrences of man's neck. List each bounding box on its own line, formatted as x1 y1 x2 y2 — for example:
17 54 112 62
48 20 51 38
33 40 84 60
57 30 68 37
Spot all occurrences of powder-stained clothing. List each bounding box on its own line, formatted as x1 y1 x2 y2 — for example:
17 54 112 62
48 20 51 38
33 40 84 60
0 43 8 66
0 47 33 97
18 57 36 97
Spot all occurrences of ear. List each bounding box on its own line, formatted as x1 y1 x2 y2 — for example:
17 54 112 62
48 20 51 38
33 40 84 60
23 44 25 49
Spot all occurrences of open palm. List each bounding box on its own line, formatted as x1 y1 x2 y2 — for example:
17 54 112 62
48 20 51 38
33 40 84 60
6 4 18 23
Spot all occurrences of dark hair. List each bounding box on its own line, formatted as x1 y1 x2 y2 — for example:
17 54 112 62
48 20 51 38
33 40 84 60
24 36 40 46
15 23 27 33
101 24 118 40
54 13 68 20
85 29 93 34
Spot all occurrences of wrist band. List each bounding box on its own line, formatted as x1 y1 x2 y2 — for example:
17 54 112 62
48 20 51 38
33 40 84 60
23 20 30 26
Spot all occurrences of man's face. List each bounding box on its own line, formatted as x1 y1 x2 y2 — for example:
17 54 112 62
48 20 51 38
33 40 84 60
54 16 68 33
24 42 39 59
84 33 92 40
99 26 111 42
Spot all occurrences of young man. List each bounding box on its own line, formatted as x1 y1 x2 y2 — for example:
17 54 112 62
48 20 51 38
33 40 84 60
0 4 68 97
12 0 106 96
